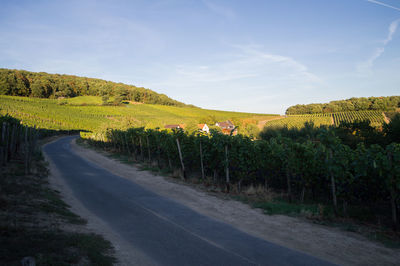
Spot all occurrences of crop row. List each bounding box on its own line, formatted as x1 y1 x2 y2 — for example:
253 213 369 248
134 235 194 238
83 126 400 229
265 111 386 129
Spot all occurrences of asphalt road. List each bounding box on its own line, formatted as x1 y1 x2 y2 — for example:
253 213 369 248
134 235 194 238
43 136 335 266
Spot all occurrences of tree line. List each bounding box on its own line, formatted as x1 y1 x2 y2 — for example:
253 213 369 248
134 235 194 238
82 115 400 230
286 96 400 115
0 68 188 107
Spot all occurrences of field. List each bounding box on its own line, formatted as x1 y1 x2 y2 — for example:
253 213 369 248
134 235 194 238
0 95 276 132
1 94 399 247
264 111 387 129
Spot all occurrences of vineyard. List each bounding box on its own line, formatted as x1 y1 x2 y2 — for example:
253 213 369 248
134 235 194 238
82 124 400 229
264 114 332 129
264 111 387 129
332 111 385 127
1 95 399 229
0 95 275 132
0 115 40 173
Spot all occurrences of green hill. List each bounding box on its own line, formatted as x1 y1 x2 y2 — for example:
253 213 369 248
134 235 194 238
0 95 277 133
0 68 188 107
264 110 387 129
272 96 399 129
286 96 400 115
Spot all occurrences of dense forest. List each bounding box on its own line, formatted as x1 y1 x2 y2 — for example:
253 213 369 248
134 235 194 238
286 96 400 115
0 68 187 107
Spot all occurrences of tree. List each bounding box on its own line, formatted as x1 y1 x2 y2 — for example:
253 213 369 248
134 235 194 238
101 95 109 105
383 113 400 144
30 79 52 98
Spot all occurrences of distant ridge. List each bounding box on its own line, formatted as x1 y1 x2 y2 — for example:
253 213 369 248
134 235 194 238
286 96 400 115
0 68 189 107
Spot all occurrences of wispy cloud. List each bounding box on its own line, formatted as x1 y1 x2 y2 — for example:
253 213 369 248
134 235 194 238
236 45 320 83
384 19 400 44
367 0 400 12
358 19 400 74
144 45 320 113
203 0 235 19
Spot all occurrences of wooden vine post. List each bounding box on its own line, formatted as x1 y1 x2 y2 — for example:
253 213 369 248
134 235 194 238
131 136 137 161
283 143 292 203
139 136 144 161
146 135 151 162
156 138 161 169
24 126 29 174
124 134 130 155
1 122 7 165
176 137 186 180
199 138 205 180
225 144 230 192
328 149 338 215
9 124 16 162
387 150 397 230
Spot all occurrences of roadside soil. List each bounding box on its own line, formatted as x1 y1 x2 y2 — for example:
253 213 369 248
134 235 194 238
68 139 400 266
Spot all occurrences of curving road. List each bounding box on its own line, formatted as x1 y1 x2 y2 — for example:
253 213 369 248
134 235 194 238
43 136 334 266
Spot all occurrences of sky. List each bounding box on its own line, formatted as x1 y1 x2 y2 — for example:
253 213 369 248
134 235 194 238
0 0 399 114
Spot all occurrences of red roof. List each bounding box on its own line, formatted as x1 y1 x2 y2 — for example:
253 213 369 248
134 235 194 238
164 124 180 129
216 120 234 129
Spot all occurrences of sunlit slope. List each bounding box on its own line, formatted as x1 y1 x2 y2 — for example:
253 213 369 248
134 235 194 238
0 96 276 131
264 111 386 129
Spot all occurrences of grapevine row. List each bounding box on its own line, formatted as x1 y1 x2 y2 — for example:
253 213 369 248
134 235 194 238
82 126 400 229
265 111 386 129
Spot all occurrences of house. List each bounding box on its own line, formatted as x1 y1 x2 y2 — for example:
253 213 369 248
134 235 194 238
215 120 237 135
197 124 210 134
164 124 185 130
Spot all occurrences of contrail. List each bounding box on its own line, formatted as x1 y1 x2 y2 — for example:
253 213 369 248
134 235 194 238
367 0 400 12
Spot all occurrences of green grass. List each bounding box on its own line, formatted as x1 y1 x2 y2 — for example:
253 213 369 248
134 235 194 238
0 95 275 132
63 95 104 105
253 200 321 216
38 187 86 225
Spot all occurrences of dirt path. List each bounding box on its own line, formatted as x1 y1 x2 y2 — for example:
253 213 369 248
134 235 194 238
68 139 400 266
382 112 390 124
257 116 285 129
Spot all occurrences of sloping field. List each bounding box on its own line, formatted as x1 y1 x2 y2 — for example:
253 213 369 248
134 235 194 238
264 111 386 129
0 96 275 132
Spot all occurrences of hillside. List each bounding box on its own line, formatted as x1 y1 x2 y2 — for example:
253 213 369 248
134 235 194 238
267 96 400 129
264 110 387 129
0 95 277 133
286 96 400 115
0 68 187 107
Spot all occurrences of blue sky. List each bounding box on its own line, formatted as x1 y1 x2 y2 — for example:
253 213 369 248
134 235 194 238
0 0 399 114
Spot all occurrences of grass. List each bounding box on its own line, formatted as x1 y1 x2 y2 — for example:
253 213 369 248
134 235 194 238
254 200 322 216
63 95 104 105
0 146 116 265
38 187 86 225
0 229 115 266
